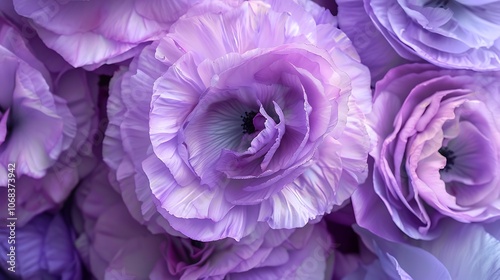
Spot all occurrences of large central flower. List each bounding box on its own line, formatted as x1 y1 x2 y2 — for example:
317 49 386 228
104 0 372 241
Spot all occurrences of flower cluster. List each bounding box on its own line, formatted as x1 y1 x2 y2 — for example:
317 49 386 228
0 0 499 279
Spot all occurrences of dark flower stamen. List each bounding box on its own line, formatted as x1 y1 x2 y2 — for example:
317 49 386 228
241 111 257 134
439 146 456 172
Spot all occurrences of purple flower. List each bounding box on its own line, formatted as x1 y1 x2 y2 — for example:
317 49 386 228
354 63 500 240
345 220 500 280
73 163 164 280
0 213 82 279
75 162 334 279
9 0 198 69
151 222 333 280
0 19 98 225
344 226 452 280
360 0 500 70
336 0 411 83
104 0 372 241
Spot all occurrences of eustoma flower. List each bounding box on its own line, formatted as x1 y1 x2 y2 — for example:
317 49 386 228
74 163 334 279
0 19 98 225
361 0 500 70
354 63 500 240
10 0 198 68
105 0 371 241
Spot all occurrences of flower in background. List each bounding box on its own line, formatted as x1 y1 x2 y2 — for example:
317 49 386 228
0 213 82 279
73 163 164 280
74 162 334 280
344 221 500 280
152 222 333 280
354 63 500 240
0 19 98 225
361 0 500 71
336 0 410 83
9 0 200 69
104 0 371 242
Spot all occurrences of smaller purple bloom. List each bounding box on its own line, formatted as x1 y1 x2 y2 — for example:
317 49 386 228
0 18 99 226
361 0 500 70
354 63 500 240
345 220 500 280
9 0 199 69
343 226 452 280
151 222 333 280
73 163 164 280
337 0 411 83
0 213 82 279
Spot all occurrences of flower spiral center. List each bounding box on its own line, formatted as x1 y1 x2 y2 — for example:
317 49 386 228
241 111 257 134
439 146 456 172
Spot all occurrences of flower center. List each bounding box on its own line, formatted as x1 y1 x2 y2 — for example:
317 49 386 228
241 111 257 134
439 146 456 172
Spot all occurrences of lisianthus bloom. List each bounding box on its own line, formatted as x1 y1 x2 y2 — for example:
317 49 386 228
359 0 500 70
104 0 371 241
9 0 198 69
75 162 334 279
354 63 500 240
0 18 98 225
0 213 82 279
345 221 500 280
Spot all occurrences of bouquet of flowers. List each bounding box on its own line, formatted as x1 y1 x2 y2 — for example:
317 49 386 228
1 0 499 279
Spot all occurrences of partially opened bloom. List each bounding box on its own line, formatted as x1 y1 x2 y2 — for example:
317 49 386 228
10 0 198 68
75 162 334 279
0 213 82 279
104 0 371 241
354 63 500 240
361 0 500 70
0 18 99 225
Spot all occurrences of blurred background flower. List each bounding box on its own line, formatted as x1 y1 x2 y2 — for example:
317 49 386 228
0 213 82 279
354 0 500 71
0 19 98 226
74 162 334 279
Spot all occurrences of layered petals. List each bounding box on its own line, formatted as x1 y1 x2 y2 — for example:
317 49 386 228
104 0 371 241
12 0 199 68
0 213 82 279
361 0 500 70
355 63 500 240
0 20 98 226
